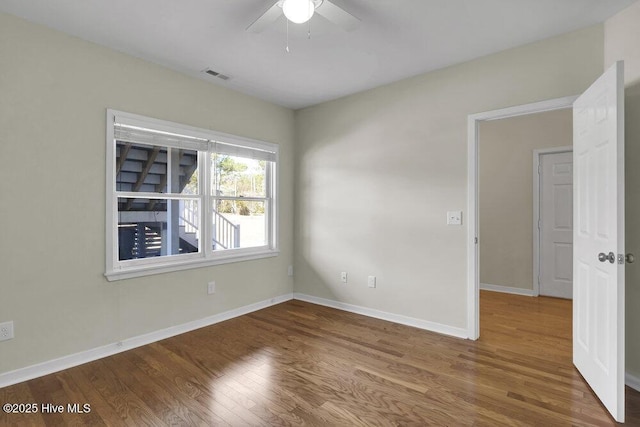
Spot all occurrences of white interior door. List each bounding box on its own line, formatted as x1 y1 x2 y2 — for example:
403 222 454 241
573 61 625 422
540 151 573 299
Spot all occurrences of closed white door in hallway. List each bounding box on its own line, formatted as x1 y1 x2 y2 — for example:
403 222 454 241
539 151 573 299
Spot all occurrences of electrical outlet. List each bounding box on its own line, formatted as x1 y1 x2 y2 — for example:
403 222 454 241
287 265 294 277
207 281 216 295
0 321 14 341
447 211 462 225
368 276 376 288
341 271 348 283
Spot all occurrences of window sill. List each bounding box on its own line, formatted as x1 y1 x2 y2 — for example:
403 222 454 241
105 249 279 282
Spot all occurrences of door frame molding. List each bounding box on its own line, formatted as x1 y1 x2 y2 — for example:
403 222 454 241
533 146 573 298
466 95 578 340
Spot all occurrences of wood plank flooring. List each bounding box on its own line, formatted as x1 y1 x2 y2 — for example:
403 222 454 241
1 291 639 426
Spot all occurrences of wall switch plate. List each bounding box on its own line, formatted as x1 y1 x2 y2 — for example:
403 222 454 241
367 276 376 288
447 211 462 225
207 281 216 294
0 321 14 341
287 265 294 277
341 271 348 283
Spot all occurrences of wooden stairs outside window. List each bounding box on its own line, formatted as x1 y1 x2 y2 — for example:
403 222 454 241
115 142 240 260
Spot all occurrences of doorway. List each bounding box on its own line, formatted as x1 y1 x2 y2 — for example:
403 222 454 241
466 95 577 339
468 63 626 422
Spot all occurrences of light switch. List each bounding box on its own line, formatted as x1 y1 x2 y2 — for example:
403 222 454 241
367 276 376 288
447 211 462 225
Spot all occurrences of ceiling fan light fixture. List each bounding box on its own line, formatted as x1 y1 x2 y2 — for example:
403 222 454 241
282 0 315 24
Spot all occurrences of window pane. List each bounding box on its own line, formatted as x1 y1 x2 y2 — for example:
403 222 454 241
116 142 198 194
212 200 266 250
175 150 199 196
211 154 268 197
117 197 200 260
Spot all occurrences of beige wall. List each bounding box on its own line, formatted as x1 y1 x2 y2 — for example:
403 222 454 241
604 0 640 379
295 26 603 330
479 110 573 291
3 5 633 382
0 12 295 375
605 1 640 87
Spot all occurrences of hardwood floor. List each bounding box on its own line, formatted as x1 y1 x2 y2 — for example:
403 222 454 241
1 291 639 426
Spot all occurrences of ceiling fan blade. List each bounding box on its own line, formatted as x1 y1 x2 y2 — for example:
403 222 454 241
246 1 281 33
315 0 360 32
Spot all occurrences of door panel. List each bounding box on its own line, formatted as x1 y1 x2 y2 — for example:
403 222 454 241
554 243 572 281
573 61 625 422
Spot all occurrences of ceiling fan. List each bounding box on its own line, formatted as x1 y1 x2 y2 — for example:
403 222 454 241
246 0 360 33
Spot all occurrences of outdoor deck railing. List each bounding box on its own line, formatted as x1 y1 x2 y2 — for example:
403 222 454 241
179 200 240 249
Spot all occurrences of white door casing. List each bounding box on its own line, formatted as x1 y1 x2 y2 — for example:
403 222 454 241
539 151 573 299
573 61 625 422
467 96 578 341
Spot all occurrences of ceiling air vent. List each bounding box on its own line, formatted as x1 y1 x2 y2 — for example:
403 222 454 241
203 68 230 81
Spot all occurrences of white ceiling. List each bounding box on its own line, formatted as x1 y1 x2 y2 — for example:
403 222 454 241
0 0 635 109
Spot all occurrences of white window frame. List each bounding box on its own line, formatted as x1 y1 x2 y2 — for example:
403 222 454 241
105 109 279 281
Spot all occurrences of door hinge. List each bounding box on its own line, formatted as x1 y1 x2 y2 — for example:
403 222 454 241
538 164 542 174
474 237 478 244
538 219 542 229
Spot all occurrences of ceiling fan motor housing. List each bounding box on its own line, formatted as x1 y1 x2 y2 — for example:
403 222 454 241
277 0 324 8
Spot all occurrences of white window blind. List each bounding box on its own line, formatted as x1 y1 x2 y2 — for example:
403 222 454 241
214 141 277 162
114 124 209 151
114 124 277 162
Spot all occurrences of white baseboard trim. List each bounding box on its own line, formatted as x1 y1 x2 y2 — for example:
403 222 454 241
627 372 640 392
293 293 468 339
0 293 293 388
5 291 637 394
480 283 536 297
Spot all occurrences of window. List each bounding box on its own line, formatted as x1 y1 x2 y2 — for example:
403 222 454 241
105 110 278 281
